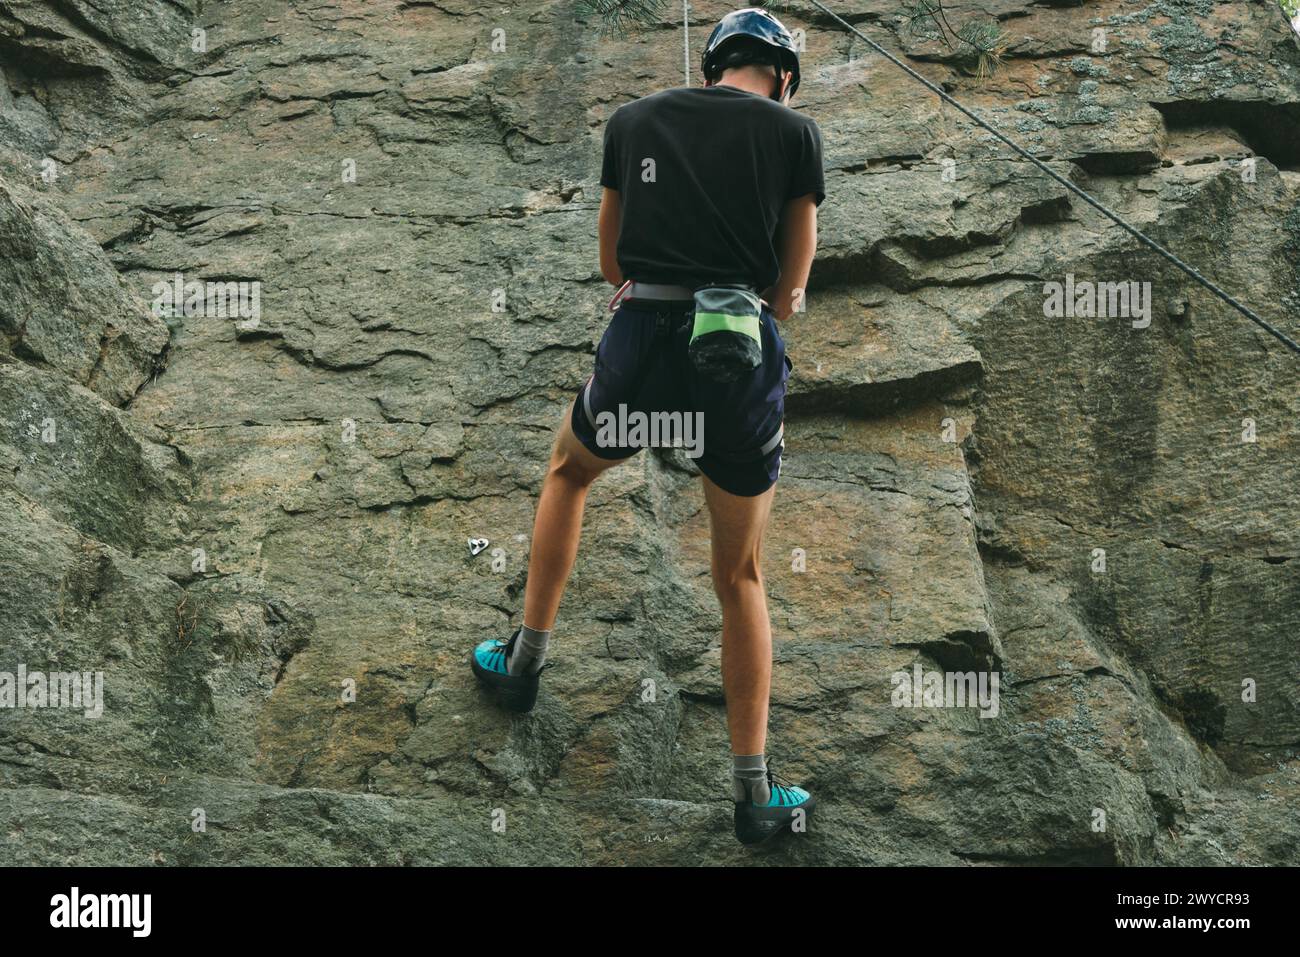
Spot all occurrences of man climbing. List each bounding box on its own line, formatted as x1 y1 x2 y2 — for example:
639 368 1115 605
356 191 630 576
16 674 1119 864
470 7 824 846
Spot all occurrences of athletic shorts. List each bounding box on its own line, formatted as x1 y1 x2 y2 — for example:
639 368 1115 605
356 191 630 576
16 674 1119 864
570 297 791 496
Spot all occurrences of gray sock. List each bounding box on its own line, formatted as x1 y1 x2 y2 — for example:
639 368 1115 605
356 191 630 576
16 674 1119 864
507 623 549 677
732 753 771 805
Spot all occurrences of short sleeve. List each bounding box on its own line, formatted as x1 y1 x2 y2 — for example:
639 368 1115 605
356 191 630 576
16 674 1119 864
787 119 825 206
600 108 622 191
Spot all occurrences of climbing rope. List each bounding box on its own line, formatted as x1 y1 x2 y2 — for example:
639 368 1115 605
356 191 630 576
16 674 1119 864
804 0 1300 357
683 1 691 86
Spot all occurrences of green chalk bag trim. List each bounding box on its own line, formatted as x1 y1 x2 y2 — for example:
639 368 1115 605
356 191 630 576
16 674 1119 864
690 311 761 342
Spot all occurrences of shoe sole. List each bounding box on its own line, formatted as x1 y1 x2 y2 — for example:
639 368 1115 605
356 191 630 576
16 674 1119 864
734 796 816 846
470 653 539 713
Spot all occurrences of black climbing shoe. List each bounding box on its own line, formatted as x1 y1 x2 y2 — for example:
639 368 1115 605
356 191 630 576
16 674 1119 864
734 764 815 846
470 629 540 713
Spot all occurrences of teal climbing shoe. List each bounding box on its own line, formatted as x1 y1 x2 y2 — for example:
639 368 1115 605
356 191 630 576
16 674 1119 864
734 764 815 845
470 629 540 713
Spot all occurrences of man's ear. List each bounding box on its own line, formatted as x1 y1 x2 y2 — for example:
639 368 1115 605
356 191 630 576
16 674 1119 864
778 71 794 103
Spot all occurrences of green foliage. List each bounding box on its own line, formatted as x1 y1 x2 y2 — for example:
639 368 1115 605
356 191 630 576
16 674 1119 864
576 0 668 35
905 0 1007 77
1282 1 1300 20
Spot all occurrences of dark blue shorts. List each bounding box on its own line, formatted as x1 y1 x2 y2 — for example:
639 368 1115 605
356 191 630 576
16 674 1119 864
571 298 790 497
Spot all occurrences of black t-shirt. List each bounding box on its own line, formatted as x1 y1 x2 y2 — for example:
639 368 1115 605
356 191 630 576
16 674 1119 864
599 85 825 292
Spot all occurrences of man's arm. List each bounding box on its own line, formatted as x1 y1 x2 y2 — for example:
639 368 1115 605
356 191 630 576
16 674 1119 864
764 193 817 322
598 187 623 286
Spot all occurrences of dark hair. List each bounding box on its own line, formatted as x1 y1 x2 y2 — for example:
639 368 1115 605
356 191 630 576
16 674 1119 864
705 36 780 81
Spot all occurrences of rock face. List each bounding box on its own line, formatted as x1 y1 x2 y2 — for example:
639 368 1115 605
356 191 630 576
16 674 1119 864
1 0 1297 865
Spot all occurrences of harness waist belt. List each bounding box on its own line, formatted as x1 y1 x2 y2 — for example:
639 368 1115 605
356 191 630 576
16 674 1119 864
626 281 694 300
611 281 763 311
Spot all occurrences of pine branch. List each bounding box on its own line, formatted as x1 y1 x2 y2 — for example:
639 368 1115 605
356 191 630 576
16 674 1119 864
904 0 1006 78
576 0 668 36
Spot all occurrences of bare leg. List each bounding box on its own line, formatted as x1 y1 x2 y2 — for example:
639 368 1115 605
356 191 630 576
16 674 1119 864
703 475 776 756
521 401 627 631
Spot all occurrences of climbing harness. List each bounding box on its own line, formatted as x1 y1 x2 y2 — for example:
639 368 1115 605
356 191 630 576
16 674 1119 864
608 281 765 381
803 0 1300 358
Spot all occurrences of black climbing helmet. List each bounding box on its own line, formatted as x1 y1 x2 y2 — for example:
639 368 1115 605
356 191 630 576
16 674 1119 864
702 7 801 100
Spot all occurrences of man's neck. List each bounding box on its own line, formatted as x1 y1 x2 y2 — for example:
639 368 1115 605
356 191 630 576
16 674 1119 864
715 66 780 100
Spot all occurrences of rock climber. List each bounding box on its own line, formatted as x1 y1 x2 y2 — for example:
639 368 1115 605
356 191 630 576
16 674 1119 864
471 7 825 846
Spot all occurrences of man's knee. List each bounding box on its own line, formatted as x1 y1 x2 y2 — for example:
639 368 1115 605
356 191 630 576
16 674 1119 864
549 434 605 487
712 553 764 603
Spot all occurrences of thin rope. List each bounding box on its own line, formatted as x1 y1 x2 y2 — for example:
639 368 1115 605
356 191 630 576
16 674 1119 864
804 0 1300 357
683 1 691 86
